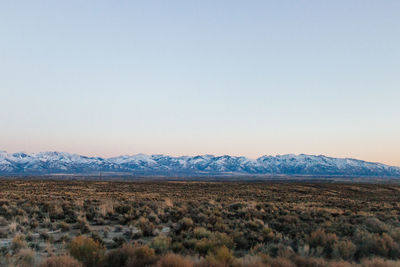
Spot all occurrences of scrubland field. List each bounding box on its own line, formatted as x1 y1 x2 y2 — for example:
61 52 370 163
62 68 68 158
1 180 400 267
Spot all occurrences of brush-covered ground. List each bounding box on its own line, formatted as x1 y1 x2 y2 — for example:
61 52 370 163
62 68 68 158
1 180 400 267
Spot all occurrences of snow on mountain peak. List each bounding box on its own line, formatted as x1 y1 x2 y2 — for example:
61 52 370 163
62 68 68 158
0 151 399 177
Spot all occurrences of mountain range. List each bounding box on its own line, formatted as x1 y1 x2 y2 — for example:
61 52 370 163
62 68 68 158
0 151 399 177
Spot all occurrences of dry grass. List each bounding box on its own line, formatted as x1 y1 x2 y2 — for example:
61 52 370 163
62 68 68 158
1 180 400 266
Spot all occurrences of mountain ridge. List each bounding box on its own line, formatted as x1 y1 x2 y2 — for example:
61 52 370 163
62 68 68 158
0 151 399 177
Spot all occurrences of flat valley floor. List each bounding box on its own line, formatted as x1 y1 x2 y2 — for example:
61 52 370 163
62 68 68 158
1 180 400 266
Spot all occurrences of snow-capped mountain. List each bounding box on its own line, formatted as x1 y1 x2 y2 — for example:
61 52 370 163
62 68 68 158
0 151 399 177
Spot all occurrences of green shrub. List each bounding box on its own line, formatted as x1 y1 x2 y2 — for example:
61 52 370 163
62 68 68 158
195 238 214 255
180 217 193 230
152 235 172 253
262 227 275 242
193 227 210 239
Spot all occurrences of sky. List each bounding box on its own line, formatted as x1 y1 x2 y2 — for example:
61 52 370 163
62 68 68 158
0 1 399 166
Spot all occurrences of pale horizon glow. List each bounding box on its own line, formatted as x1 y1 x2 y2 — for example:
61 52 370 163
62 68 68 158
1 1 399 166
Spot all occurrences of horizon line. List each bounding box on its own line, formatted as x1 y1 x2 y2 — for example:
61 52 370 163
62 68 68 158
1 150 399 168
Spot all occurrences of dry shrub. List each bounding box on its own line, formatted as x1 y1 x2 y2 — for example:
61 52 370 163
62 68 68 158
0 228 7 238
9 221 17 232
156 253 194 267
58 221 71 232
14 248 35 267
69 235 105 267
0 216 7 226
292 255 327 267
236 255 266 267
380 233 400 258
361 257 400 267
103 244 136 267
49 203 64 219
11 234 27 253
309 229 338 257
354 231 400 258
193 259 213 267
164 198 174 207
276 246 295 259
133 244 155 259
125 244 157 267
269 257 295 267
364 218 389 233
310 230 338 247
40 255 83 267
136 217 155 236
332 240 357 260
99 200 114 217
390 228 400 243
206 245 235 266
329 261 353 267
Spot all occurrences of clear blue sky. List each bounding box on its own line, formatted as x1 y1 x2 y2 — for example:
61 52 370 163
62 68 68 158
1 1 399 165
